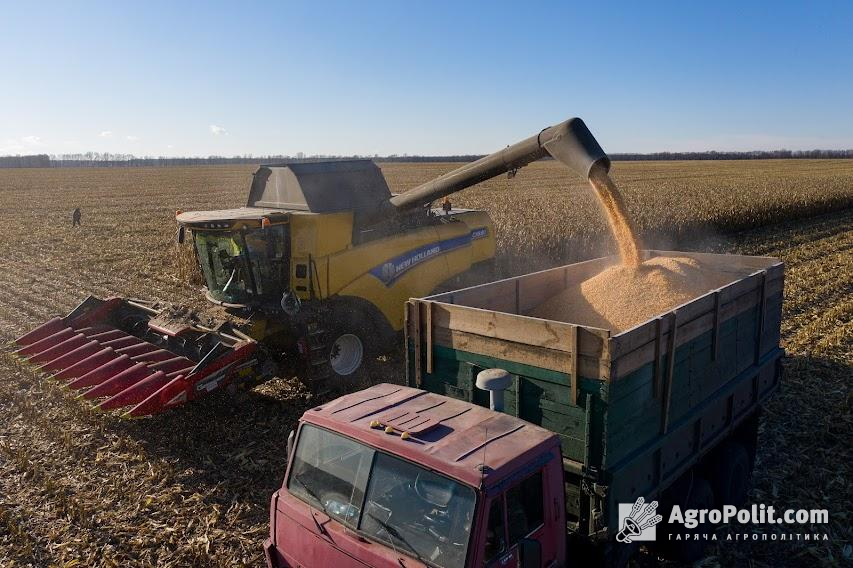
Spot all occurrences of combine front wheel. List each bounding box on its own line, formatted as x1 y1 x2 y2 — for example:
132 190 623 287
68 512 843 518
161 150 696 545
329 333 364 376
307 309 379 396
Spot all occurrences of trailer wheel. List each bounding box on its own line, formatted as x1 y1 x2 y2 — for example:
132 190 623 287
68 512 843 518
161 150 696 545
711 442 751 508
658 476 715 563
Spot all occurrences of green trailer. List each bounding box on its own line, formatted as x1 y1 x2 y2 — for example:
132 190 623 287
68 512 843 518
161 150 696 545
405 250 783 553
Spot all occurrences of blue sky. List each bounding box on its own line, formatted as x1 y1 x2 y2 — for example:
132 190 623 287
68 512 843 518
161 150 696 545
1 1 851 156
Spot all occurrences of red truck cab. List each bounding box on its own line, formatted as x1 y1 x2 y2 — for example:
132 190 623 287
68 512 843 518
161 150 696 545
265 383 565 568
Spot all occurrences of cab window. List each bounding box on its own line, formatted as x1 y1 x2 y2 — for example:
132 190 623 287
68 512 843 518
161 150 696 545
484 498 507 564
484 470 545 565
506 471 544 543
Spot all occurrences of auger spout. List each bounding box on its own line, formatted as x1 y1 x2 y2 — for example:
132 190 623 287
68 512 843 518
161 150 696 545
381 117 609 218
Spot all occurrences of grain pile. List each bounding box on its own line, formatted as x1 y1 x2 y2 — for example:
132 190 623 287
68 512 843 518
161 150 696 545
530 255 750 332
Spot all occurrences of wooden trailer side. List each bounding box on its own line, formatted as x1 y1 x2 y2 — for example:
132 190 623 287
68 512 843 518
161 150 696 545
406 252 785 537
603 261 784 469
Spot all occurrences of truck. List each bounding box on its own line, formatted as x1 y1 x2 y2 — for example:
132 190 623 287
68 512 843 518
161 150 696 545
264 249 784 566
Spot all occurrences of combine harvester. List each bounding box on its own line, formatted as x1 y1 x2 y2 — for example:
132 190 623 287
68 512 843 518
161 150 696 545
14 117 609 417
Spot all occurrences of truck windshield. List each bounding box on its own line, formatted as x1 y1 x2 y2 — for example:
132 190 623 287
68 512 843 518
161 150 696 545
288 425 476 568
193 226 287 305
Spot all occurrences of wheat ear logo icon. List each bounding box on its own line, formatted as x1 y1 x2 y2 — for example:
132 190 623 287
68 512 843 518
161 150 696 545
616 497 663 543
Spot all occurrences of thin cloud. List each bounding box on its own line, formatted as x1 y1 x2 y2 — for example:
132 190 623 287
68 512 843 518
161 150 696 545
209 124 228 136
0 136 42 153
99 131 113 138
125 135 139 141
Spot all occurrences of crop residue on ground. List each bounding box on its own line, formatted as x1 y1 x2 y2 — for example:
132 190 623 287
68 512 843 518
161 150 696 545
0 162 850 566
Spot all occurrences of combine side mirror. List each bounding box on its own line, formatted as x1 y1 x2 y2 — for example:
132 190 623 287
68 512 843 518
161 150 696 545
176 225 186 244
286 429 295 459
281 291 301 315
517 538 542 568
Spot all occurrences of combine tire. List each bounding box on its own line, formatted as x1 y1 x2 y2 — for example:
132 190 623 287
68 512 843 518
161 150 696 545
324 309 380 391
711 442 751 508
329 332 364 376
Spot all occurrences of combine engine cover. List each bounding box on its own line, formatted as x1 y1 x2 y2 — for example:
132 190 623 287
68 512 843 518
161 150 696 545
14 296 259 417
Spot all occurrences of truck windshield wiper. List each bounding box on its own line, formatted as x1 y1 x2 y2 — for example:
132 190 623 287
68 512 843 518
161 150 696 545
294 473 324 508
366 511 426 564
293 473 331 536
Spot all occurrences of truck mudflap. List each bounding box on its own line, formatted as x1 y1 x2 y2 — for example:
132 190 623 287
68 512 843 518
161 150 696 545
13 296 260 417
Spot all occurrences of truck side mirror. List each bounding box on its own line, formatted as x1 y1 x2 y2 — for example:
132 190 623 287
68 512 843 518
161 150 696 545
286 429 295 459
176 225 186 244
517 538 541 568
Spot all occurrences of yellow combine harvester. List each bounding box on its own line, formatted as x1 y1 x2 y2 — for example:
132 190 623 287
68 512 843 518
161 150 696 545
176 160 496 385
14 117 610 415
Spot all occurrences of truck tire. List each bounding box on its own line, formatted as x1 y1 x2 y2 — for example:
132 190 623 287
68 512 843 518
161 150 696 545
735 412 760 471
711 442 751 508
658 476 715 563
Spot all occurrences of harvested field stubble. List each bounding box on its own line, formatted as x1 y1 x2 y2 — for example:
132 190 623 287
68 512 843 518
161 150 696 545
0 162 850 567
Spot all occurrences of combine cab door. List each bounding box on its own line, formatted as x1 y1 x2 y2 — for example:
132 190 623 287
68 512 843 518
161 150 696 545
193 224 289 308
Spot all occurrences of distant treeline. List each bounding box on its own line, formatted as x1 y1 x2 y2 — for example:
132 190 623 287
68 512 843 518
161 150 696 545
0 154 52 168
1 149 851 168
610 149 853 161
0 153 482 168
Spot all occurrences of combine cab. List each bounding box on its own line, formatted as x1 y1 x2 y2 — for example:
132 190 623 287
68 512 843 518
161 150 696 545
14 296 260 417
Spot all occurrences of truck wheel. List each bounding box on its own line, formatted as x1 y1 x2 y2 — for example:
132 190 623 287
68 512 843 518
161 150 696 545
711 442 751 508
735 412 760 471
659 476 715 563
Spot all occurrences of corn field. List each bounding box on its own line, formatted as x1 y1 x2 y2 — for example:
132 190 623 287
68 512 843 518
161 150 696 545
0 160 850 567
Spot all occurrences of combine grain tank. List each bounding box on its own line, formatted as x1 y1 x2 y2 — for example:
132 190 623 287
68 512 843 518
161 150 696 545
406 250 783 561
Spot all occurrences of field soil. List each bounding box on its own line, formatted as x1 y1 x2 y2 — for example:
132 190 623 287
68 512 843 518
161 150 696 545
0 161 850 567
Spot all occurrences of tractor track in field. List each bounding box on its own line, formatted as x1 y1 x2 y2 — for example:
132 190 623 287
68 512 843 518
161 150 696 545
777 245 853 320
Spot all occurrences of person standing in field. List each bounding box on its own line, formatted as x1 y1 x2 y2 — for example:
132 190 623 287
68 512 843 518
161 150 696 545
72 207 82 227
